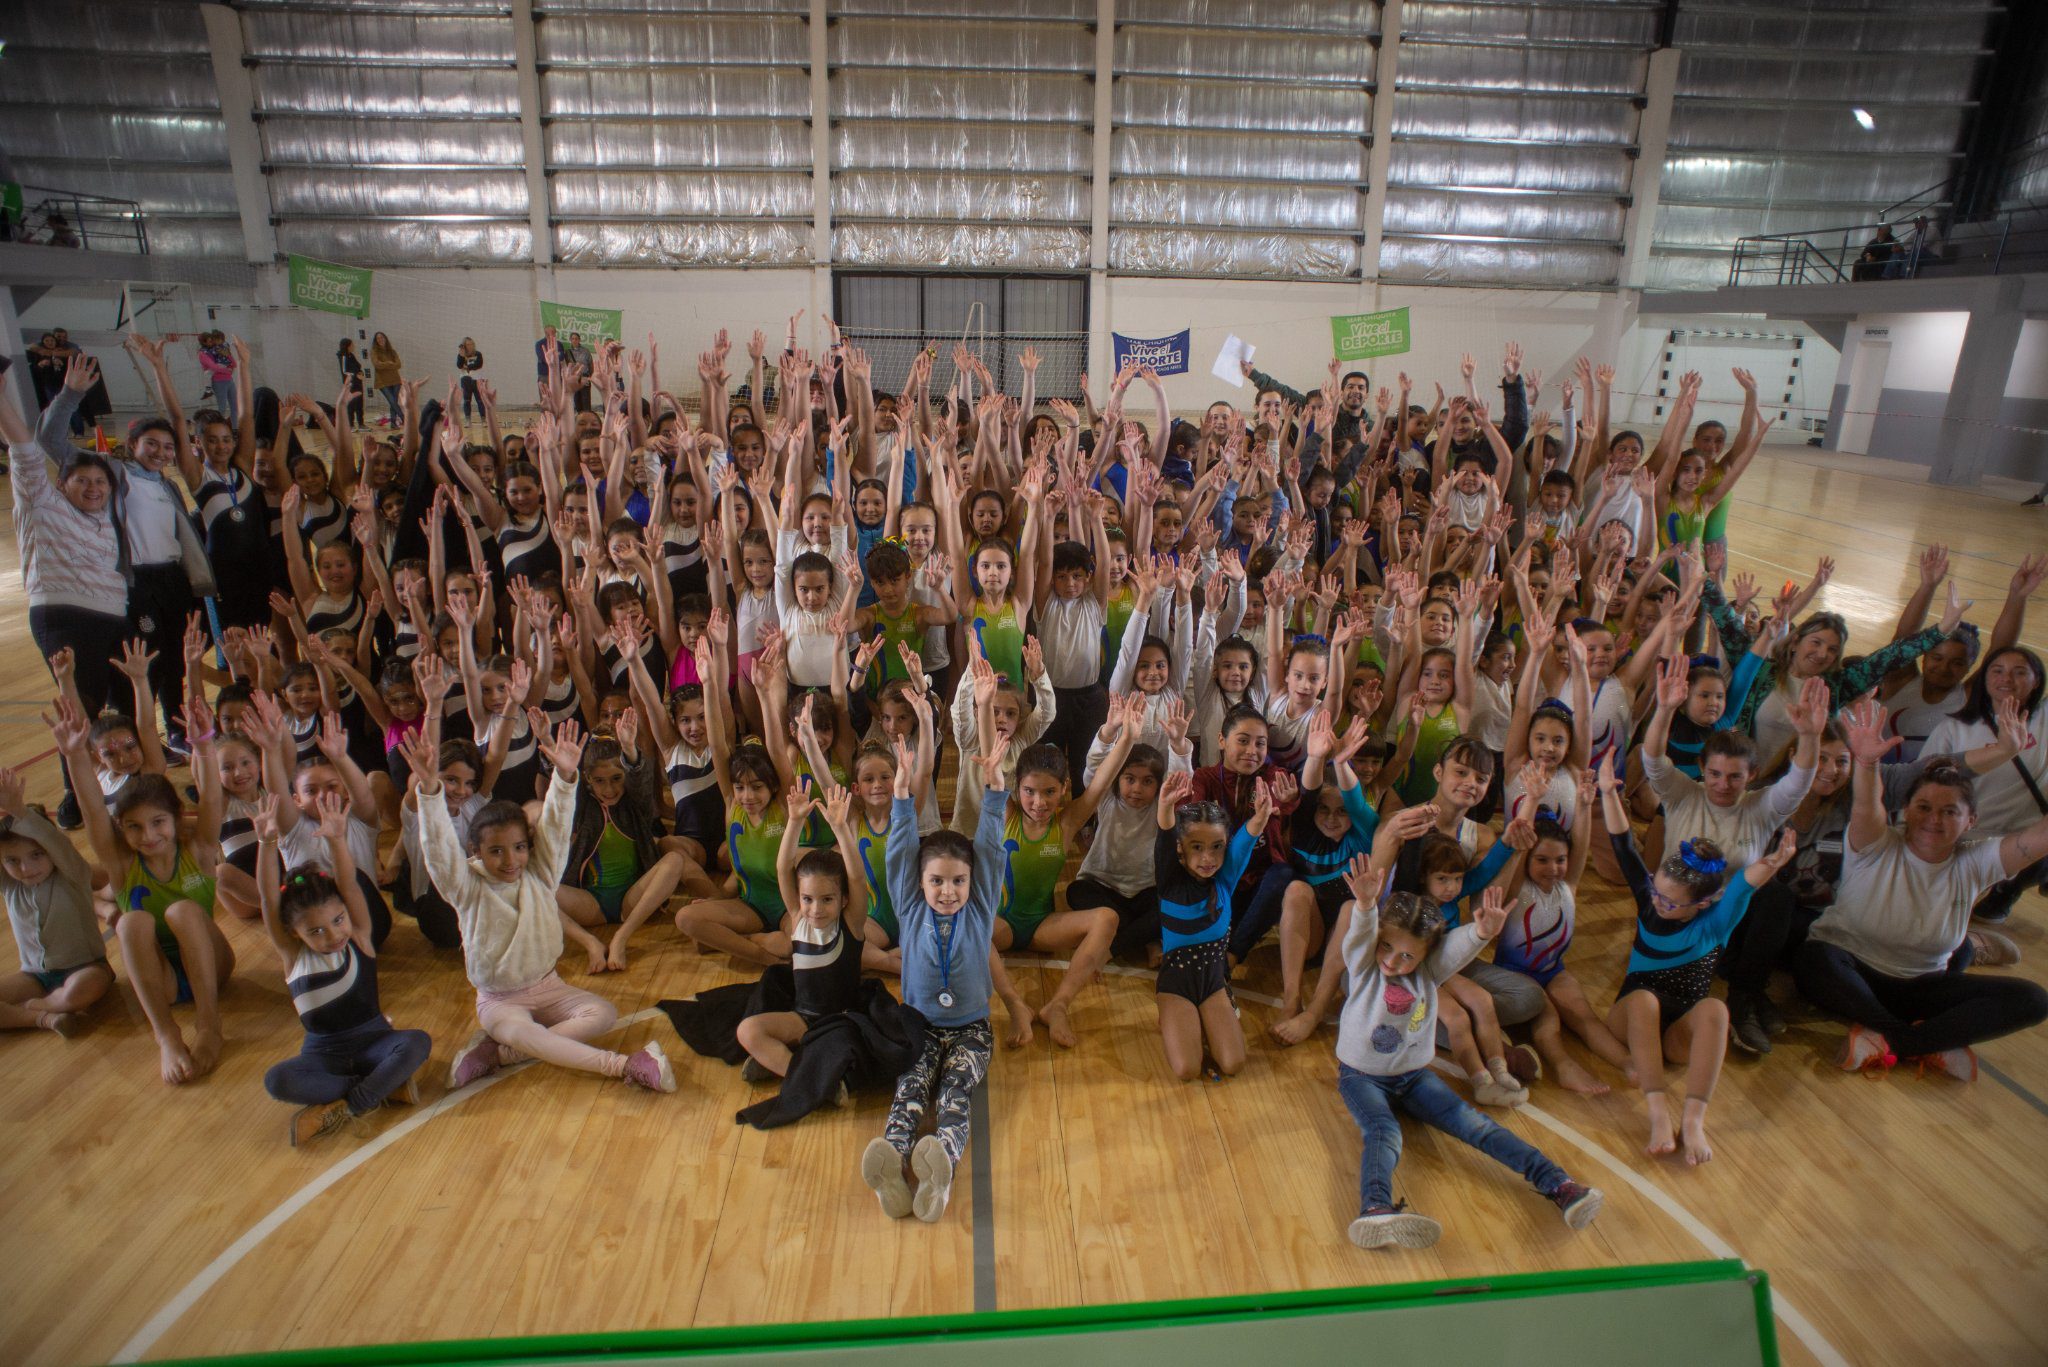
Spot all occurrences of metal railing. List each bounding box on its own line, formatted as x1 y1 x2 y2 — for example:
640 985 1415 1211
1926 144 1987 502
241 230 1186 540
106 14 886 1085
1727 202 2048 287
4 184 149 254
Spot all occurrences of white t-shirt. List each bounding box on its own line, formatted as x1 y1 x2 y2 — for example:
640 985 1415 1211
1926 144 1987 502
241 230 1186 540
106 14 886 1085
278 810 381 883
1471 674 1512 752
1037 593 1106 689
1926 702 2048 835
1881 679 1962 764
1808 826 2005 979
122 470 185 566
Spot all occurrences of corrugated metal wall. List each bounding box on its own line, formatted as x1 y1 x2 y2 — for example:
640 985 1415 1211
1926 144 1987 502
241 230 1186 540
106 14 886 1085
543 0 815 266
1109 0 1372 279
0 2 244 258
1649 0 1999 289
1386 0 1655 287
0 0 2010 288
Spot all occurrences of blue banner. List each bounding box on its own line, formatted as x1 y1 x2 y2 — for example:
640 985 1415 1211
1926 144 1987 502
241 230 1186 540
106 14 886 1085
1111 328 1191 377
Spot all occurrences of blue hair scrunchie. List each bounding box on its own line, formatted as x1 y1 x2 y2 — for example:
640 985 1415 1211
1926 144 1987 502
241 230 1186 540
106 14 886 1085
1677 840 1726 876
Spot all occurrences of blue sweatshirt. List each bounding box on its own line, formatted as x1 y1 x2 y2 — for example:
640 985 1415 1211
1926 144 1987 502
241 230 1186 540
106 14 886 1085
887 787 1007 1027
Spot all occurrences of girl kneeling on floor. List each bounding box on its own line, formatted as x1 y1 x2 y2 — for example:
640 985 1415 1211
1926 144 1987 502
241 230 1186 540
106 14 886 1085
253 793 430 1147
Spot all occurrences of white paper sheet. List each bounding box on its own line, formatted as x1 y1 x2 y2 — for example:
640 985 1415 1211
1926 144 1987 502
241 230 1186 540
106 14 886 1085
1211 334 1255 388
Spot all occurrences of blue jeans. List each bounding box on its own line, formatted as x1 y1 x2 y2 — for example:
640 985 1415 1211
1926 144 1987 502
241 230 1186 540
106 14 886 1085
1336 1062 1567 1214
380 384 401 422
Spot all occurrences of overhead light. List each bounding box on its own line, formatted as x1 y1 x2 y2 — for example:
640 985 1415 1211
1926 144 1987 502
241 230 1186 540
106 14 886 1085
1853 108 1876 130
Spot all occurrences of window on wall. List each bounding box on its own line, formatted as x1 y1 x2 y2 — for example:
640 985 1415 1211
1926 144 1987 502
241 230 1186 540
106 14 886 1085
832 272 1088 400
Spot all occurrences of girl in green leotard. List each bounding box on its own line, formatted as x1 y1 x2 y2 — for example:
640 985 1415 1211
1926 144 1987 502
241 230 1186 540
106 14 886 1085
968 527 1039 686
1392 646 1471 806
672 630 797 966
804 690 937 976
556 733 687 974
53 692 236 1087
985 695 1144 1048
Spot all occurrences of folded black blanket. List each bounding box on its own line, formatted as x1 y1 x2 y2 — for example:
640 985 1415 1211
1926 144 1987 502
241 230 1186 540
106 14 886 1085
657 975 928 1130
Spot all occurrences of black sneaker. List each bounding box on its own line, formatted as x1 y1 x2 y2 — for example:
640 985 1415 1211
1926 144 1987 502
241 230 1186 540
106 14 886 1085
54 793 83 831
739 1057 771 1083
1755 994 1787 1037
1729 995 1773 1056
2025 493 2046 507
1549 1180 1604 1230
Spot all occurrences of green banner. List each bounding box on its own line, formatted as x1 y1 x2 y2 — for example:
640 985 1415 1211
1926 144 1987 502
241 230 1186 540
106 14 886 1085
1330 306 1411 361
539 301 623 344
286 254 372 319
0 181 21 220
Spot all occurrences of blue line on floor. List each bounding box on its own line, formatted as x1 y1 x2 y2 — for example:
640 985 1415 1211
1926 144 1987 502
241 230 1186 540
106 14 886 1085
1981 1059 2048 1119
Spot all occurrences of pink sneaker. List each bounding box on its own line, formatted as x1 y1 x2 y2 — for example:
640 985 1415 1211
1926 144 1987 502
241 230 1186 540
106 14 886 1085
1838 1024 1895 1074
623 1042 677 1093
1914 1046 1978 1082
448 1030 502 1090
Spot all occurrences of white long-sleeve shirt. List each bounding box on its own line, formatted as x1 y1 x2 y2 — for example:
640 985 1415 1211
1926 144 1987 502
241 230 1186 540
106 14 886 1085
948 666 1055 833
419 770 579 994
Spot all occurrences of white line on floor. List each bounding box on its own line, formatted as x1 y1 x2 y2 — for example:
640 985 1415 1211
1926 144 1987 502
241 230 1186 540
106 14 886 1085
113 1007 665 1364
1008 955 1851 1367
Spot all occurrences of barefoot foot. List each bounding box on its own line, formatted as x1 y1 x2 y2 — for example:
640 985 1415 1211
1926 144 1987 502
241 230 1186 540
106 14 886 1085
1644 1093 1677 1157
1556 1057 1610 1096
190 1025 224 1077
1040 1000 1076 1049
1270 1010 1320 1046
1005 1004 1036 1049
159 1033 196 1085
1680 1099 1713 1166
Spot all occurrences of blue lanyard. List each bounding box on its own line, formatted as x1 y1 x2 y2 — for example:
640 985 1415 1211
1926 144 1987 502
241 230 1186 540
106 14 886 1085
933 913 957 1007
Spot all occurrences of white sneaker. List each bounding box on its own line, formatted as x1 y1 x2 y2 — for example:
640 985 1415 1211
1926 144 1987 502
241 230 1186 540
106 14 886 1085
1347 1205 1442 1250
1916 1046 1978 1083
910 1134 955 1222
1837 1024 1894 1073
860 1137 912 1219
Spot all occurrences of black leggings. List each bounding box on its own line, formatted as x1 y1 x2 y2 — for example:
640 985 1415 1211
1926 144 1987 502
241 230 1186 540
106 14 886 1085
29 604 129 801
1043 684 1109 790
1066 877 1158 957
1794 940 2048 1056
1720 880 1814 993
128 564 195 739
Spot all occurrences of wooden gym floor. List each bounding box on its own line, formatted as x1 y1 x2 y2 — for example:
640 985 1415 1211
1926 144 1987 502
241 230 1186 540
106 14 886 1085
1 447 2045 1367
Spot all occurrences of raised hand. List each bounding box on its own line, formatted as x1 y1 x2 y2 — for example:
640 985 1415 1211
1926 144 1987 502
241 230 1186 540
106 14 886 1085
114 637 158 684
1474 887 1509 939
1157 768 1193 817
533 711 586 779
1938 578 1973 635
1834 698 1899 765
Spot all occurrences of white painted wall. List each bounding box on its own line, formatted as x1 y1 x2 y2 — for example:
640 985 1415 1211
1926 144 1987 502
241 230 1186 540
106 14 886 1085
1099 278 1617 415
13 270 1900 463
1856 311 1972 394
2001 317 2048 402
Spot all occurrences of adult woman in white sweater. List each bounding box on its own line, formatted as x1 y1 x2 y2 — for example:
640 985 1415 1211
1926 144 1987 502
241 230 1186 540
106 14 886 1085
1 362 128 825
404 696 676 1094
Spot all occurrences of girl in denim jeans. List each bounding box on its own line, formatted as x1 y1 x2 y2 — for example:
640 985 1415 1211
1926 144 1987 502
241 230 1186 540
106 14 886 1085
1332 807 1603 1249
